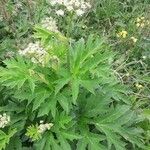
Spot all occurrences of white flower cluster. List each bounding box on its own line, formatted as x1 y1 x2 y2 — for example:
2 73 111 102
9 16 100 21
38 121 53 134
41 17 58 32
56 9 65 16
49 0 91 16
0 113 10 128
18 42 48 65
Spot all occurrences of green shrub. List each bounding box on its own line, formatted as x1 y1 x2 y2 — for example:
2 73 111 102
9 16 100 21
0 27 146 149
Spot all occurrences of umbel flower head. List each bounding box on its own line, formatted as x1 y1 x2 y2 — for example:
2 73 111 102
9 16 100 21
48 0 91 16
38 121 53 134
56 9 65 16
18 42 48 65
0 113 10 128
41 17 59 32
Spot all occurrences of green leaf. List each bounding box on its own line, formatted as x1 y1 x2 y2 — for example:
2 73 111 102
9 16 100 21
55 78 70 95
0 101 24 113
32 88 50 111
55 112 72 129
57 94 69 114
0 129 16 150
34 26 68 44
97 105 130 123
142 109 150 120
28 78 36 93
84 94 112 117
77 133 106 150
26 125 41 141
87 136 106 150
6 136 22 150
50 135 62 150
13 89 35 105
71 79 79 104
81 51 111 74
61 131 82 141
96 124 126 150
38 95 57 118
80 80 98 94
58 135 71 150
34 133 62 150
94 104 145 149
0 57 37 93
76 139 88 150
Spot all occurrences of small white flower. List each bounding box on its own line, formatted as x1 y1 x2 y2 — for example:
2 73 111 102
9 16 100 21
66 5 74 11
41 17 58 32
40 120 44 124
55 0 63 5
81 4 87 9
49 0 57 6
18 42 48 65
76 9 85 16
0 113 10 128
142 56 146 59
126 73 130 77
85 2 91 9
74 1 80 7
38 122 53 133
31 57 38 64
56 9 65 16
48 0 91 16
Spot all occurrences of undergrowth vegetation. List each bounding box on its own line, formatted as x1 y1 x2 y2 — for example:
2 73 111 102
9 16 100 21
0 0 149 149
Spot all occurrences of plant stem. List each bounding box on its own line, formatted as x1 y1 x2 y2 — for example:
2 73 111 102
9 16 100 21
26 0 33 22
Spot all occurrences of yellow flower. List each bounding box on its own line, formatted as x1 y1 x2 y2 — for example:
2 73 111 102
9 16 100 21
140 23 145 28
136 23 140 27
117 30 128 38
122 31 128 38
147 20 150 25
135 83 143 89
131 37 137 43
141 17 145 20
136 16 146 28
116 33 121 37
136 17 141 22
